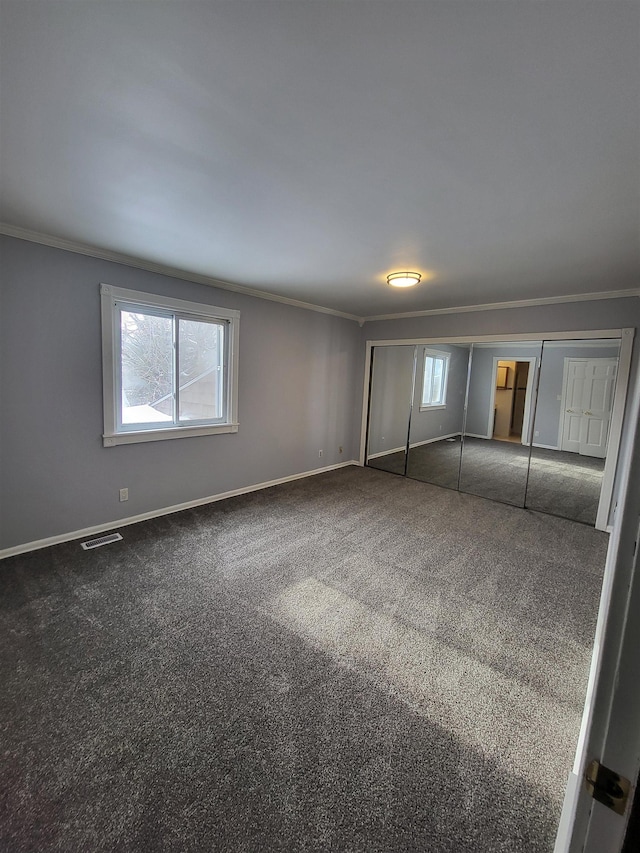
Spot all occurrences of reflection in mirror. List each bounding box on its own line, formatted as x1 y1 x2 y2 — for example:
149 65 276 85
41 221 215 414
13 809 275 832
525 339 621 525
459 342 542 506
406 344 470 489
366 345 416 476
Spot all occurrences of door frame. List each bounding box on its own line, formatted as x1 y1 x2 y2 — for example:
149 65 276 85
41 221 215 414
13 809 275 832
555 342 640 853
486 356 538 443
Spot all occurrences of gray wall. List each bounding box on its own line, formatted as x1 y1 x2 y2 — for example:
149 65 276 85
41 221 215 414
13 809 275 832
361 299 640 342
0 236 362 550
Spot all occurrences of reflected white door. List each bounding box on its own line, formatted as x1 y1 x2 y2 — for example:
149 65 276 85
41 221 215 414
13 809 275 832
580 361 618 458
562 361 587 453
561 359 617 458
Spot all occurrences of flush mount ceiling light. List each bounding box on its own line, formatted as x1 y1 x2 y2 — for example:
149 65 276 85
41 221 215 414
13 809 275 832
387 271 422 288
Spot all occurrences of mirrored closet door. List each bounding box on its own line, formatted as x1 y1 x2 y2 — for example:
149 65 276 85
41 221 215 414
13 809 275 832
459 341 542 507
366 345 415 476
365 333 627 528
525 338 621 526
406 344 470 489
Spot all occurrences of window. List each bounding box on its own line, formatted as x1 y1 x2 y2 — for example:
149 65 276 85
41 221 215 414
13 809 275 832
101 284 239 446
420 348 449 409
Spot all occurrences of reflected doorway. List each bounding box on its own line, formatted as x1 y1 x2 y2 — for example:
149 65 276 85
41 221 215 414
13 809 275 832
492 360 530 443
460 346 542 508
489 357 537 446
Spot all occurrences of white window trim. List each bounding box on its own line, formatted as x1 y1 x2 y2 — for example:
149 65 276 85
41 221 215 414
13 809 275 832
101 283 240 447
419 347 450 411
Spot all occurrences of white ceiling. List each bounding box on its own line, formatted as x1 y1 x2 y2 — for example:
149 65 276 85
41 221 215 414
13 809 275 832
1 1 638 318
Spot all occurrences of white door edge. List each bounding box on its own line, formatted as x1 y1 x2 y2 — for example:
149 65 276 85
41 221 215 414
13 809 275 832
560 336 640 852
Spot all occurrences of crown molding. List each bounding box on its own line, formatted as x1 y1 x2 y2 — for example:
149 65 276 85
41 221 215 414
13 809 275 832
0 222 362 323
361 288 640 323
2 222 638 324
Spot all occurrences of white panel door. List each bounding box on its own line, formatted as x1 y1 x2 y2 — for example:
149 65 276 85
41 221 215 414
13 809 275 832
561 359 617 458
579 361 617 459
561 361 587 453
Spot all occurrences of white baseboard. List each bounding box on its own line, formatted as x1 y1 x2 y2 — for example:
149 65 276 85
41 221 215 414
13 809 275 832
464 432 491 440
0 460 359 560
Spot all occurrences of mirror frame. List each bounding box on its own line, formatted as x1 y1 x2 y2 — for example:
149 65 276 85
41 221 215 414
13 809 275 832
360 328 634 531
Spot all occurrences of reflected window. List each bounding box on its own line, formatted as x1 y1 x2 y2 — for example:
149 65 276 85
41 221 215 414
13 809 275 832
421 349 450 409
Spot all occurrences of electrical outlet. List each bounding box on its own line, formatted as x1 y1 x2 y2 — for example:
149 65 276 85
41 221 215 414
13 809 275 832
534 431 539 437
318 449 323 458
119 488 129 502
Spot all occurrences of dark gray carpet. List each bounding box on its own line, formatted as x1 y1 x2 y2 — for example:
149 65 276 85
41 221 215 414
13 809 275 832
0 467 608 852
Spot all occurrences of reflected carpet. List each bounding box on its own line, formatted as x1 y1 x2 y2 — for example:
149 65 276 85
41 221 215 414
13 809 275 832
370 437 605 524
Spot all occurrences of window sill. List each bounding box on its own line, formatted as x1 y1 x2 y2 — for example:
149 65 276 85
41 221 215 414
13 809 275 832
103 423 239 447
419 404 447 412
